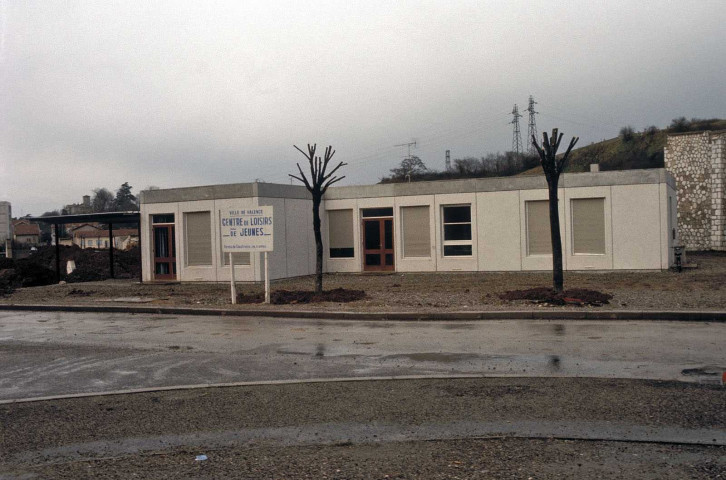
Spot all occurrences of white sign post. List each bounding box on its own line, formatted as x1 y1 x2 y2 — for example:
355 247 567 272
220 206 274 304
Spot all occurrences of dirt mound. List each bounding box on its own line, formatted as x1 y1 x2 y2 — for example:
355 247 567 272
500 287 612 306
0 245 141 293
237 288 367 305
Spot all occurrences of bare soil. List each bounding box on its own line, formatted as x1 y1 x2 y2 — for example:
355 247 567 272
237 288 367 305
1 252 724 312
500 287 613 306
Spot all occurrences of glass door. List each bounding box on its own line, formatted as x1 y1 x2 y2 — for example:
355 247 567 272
362 218 394 271
153 224 176 280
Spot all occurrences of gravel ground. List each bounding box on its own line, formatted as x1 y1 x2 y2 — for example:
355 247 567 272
7 438 725 479
1 378 724 478
1 252 724 312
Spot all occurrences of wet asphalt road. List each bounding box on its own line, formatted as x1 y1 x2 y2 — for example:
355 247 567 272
0 311 724 400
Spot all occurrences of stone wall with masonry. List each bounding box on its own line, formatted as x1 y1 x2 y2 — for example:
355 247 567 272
665 130 726 250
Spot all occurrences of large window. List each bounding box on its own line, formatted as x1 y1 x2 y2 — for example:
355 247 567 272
442 205 472 256
401 206 430 257
571 198 605 255
328 209 354 258
526 200 551 256
185 211 212 266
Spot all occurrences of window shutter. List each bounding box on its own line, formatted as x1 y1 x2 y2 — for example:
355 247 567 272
328 210 353 249
402 206 430 257
526 200 552 255
572 198 605 254
185 212 212 266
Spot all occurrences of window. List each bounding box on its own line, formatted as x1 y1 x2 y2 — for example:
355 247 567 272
328 209 354 258
442 205 472 256
185 211 212 266
152 214 174 224
571 198 605 255
361 207 393 218
401 206 430 257
526 200 551 255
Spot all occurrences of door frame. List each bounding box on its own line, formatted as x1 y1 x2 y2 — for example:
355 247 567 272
362 217 395 272
152 223 176 280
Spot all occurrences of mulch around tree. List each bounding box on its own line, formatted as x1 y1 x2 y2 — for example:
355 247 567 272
500 287 613 306
237 288 367 305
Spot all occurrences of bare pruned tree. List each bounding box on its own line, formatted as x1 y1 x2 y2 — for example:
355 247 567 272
531 128 579 293
290 144 347 293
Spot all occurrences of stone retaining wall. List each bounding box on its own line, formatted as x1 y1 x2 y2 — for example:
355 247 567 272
665 130 726 250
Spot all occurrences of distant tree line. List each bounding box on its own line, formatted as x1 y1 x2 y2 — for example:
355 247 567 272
380 152 540 184
85 182 139 213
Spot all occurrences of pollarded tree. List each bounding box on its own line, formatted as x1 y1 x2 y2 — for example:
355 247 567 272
531 128 579 293
289 144 347 294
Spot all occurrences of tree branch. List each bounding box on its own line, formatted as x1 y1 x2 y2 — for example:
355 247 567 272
321 175 345 194
322 161 348 182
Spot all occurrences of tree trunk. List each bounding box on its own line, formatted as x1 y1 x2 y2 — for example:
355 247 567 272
547 181 564 293
312 194 323 294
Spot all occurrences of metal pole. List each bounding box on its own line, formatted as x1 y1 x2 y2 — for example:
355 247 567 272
54 223 61 283
108 222 114 278
229 252 237 304
264 251 270 304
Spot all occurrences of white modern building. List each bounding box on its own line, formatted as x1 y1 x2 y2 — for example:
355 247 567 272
0 201 11 245
139 168 678 283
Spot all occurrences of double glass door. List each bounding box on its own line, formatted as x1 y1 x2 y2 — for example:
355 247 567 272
363 218 394 271
153 224 176 280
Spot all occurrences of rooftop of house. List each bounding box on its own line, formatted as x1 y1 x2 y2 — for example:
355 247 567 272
140 168 675 205
14 223 40 236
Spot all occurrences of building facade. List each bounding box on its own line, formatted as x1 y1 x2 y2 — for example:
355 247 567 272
0 202 11 245
139 169 677 283
664 130 726 251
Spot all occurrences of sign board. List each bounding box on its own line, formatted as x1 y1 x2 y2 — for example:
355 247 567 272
220 206 274 252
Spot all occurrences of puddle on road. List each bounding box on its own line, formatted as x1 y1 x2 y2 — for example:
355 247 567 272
383 352 482 363
548 355 562 371
681 366 725 376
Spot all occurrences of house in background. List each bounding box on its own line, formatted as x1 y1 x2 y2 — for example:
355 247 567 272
12 220 41 245
68 223 139 250
139 168 677 283
64 195 93 215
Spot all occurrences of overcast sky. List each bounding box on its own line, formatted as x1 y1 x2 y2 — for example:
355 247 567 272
1 1 725 216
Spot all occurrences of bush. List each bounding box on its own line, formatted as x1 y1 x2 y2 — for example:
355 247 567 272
619 126 635 142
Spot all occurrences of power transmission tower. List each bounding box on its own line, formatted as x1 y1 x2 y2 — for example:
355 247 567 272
510 104 523 157
525 95 538 155
445 149 451 171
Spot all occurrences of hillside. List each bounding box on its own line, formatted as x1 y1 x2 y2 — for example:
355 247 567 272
520 118 726 176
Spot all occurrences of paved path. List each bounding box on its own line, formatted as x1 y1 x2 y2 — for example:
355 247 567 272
0 311 724 400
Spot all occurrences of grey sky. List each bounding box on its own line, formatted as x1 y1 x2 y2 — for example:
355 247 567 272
1 1 724 215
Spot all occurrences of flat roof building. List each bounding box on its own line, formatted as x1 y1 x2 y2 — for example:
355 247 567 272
0 202 11 245
139 168 677 283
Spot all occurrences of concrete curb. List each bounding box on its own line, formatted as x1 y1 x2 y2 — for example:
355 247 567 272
0 303 725 321
0 374 492 405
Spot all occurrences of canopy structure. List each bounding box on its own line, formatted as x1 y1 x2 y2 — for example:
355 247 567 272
29 211 141 283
